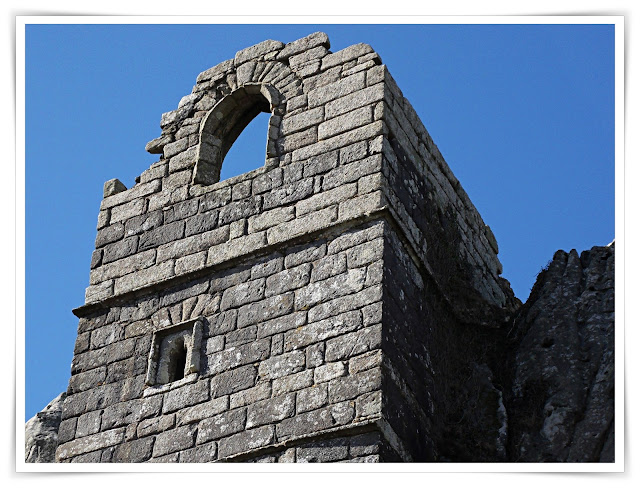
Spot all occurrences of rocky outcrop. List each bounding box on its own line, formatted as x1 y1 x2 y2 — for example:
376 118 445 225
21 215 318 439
432 242 614 463
25 392 66 463
506 243 615 462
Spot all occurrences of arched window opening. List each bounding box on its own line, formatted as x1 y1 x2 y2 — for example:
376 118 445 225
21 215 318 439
194 84 282 186
220 111 271 181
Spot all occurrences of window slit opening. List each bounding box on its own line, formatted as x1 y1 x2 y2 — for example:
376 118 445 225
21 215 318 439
168 340 188 382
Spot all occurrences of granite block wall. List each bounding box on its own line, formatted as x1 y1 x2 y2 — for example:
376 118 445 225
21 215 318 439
56 32 516 463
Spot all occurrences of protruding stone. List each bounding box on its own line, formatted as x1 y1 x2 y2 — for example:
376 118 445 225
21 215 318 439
278 32 330 60
103 178 127 198
145 134 173 154
235 40 284 66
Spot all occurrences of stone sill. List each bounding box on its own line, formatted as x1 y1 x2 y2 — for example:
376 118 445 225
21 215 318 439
142 373 199 397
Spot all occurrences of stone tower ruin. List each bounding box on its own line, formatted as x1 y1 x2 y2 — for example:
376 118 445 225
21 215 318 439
52 32 613 463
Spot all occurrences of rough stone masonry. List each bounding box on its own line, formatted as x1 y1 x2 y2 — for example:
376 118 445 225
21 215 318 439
26 32 614 463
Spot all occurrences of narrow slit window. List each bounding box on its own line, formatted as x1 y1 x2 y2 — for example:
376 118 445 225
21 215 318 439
146 318 203 387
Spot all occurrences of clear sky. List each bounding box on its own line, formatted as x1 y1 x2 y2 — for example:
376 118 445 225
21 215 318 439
23 22 615 421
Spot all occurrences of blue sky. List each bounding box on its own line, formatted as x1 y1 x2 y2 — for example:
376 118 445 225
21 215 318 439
23 22 615 421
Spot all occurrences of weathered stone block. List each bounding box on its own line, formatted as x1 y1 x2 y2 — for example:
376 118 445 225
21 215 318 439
257 350 305 380
184 209 218 236
100 179 161 210
325 325 382 363
284 242 327 269
278 32 330 60
75 410 101 438
219 197 261 226
210 364 257 398
265 264 311 297
338 190 385 221
176 395 229 426
267 206 337 245
276 402 354 441
355 390 382 419
288 46 328 68
321 43 374 70
349 350 382 375
308 71 366 108
246 393 295 428
110 198 146 224
292 121 385 162
137 414 176 438
346 237 384 269
208 309 237 336
323 154 383 191
250 255 284 279
296 183 358 217
230 382 271 409
152 424 197 458
56 428 125 461
256 310 307 339
95 222 125 248
101 396 163 430
272 370 314 397
247 206 295 233
297 438 349 462
180 441 217 463
226 325 257 347
196 408 247 444
162 380 210 413
281 107 324 136
103 178 127 197
296 384 328 414
310 253 347 283
328 368 381 403
237 292 294 328
314 361 346 384
112 437 155 463
294 268 367 311
102 236 138 264
285 310 363 352
220 278 266 311
206 338 271 375
113 260 175 295
167 148 197 174
218 425 274 459
318 106 372 140
67 366 106 394
235 39 283 65
140 161 168 183
326 84 385 120
262 177 314 210
200 186 232 212
250 168 282 195
138 221 185 252
157 225 230 263
206 232 267 267
163 137 188 159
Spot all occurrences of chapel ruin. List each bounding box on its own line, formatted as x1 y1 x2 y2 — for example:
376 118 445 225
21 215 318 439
30 33 613 463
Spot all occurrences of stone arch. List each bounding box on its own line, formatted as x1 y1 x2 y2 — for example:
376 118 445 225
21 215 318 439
192 82 285 185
